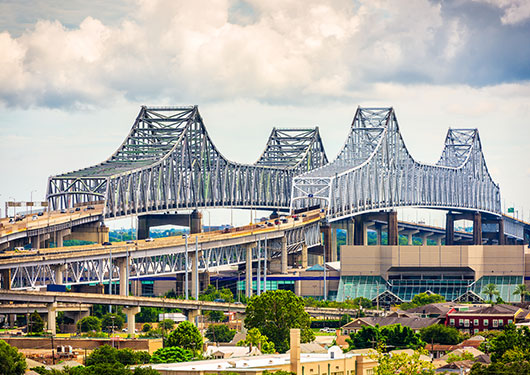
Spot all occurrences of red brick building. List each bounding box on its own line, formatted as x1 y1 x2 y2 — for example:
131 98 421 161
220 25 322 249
445 304 530 334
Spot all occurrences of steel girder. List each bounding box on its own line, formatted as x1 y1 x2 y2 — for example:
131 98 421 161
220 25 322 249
46 106 328 217
291 107 501 221
6 222 321 290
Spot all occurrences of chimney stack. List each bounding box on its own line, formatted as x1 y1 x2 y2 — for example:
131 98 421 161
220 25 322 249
290 329 301 374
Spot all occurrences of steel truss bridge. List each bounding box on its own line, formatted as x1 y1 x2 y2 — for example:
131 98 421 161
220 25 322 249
47 106 328 217
291 107 502 221
0 213 322 290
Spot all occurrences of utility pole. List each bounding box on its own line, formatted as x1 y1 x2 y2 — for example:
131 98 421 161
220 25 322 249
184 235 189 299
195 236 199 300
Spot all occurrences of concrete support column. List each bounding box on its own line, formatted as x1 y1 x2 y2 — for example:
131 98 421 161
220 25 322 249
281 236 288 274
473 212 482 245
421 233 428 246
123 306 140 337
190 210 202 234
9 313 16 327
445 213 455 245
0 269 11 290
376 226 382 245
436 236 442 246
186 309 201 327
56 231 64 248
354 217 364 246
321 224 332 261
245 243 253 298
190 252 197 299
407 233 413 245
346 220 354 246
117 258 129 296
498 219 505 245
301 243 308 269
31 234 41 249
330 227 338 262
53 265 67 285
387 211 398 246
47 302 57 336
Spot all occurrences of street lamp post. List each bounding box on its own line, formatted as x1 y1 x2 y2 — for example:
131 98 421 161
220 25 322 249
183 234 189 300
30 190 37 214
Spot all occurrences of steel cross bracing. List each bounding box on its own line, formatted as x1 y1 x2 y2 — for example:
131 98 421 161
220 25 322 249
46 106 328 217
291 107 501 221
6 222 321 290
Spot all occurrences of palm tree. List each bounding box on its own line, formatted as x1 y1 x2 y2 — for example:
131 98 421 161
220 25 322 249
513 284 530 303
482 283 500 302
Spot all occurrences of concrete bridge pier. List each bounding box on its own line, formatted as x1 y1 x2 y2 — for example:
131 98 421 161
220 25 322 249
281 237 288 274
138 211 202 240
64 222 109 244
354 211 398 246
186 309 201 326
55 229 71 248
0 269 11 290
123 306 140 337
47 302 57 336
446 211 483 245
245 243 254 298
53 264 67 285
117 257 129 296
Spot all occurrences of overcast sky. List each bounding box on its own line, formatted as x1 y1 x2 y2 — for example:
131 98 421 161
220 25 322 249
0 0 529 227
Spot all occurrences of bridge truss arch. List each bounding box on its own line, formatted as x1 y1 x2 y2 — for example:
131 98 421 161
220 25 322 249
291 107 501 221
47 106 328 218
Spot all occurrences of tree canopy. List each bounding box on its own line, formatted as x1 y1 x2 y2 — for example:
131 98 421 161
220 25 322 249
244 290 314 353
370 348 435 375
420 324 463 345
77 316 102 333
205 324 236 343
165 321 203 355
28 310 45 333
200 284 234 302
400 293 445 310
0 340 26 375
150 346 193 364
347 324 424 351
102 313 125 332
237 327 276 354
481 283 500 302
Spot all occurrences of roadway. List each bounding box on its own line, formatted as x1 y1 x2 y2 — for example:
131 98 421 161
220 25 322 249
0 209 323 269
0 290 361 318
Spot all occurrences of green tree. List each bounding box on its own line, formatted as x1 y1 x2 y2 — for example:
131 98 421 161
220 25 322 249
482 283 500 302
142 323 152 332
165 321 203 355
400 293 445 310
205 324 236 343
237 327 276 354
28 310 45 333
159 319 175 332
513 284 529 303
244 290 314 353
352 297 373 309
485 324 530 362
0 340 26 375
200 284 235 302
447 351 475 363
77 316 102 333
346 325 384 350
86 345 118 366
380 324 424 350
340 314 352 326
470 361 530 375
102 313 125 332
420 324 463 345
136 307 161 323
150 346 193 363
370 348 435 375
207 310 226 322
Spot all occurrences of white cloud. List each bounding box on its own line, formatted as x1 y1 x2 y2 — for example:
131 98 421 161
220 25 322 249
0 0 465 109
473 0 530 24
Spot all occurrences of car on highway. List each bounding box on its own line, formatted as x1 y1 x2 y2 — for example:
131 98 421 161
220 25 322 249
102 242 112 246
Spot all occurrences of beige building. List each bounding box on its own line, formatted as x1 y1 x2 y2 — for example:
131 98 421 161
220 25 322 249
144 329 377 375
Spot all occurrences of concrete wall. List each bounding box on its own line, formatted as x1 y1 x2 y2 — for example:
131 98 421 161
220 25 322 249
339 245 526 279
